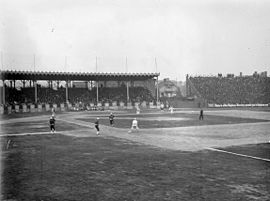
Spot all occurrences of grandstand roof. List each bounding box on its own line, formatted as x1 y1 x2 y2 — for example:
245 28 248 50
0 70 160 81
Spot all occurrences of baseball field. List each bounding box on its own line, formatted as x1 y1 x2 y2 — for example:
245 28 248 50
1 108 270 200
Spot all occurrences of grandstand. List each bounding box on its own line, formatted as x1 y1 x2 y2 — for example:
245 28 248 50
0 70 159 113
186 72 270 106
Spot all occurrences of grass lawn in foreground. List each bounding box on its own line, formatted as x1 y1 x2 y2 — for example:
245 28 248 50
1 134 269 201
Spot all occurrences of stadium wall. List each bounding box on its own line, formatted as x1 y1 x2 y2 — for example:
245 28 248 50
0 101 162 114
208 103 269 108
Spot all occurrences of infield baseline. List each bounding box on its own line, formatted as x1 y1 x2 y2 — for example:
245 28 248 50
207 147 270 162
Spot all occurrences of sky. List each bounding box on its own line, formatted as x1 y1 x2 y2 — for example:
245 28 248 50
1 0 270 81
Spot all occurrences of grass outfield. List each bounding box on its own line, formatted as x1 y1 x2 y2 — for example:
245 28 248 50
78 112 269 129
2 134 270 201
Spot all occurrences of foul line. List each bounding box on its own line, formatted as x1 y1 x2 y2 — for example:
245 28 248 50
207 147 270 162
0 129 91 137
0 131 55 137
58 119 94 129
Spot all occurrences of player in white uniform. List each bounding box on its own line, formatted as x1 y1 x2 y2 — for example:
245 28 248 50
129 118 139 133
169 106 174 114
51 107 56 118
160 103 164 111
136 105 140 114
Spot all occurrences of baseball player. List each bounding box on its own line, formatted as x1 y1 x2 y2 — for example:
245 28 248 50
51 107 56 117
95 117 100 135
169 106 174 114
109 113 115 126
136 105 140 114
129 118 139 133
199 109 204 120
49 116 56 133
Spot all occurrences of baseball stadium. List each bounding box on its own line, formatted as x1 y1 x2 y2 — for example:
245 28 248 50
1 69 270 201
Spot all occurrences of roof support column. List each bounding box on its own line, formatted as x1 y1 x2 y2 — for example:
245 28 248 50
126 81 129 103
22 80 26 88
96 81 99 103
57 81 60 89
66 80 69 103
2 79 5 105
156 76 159 104
34 80 38 104
186 74 189 97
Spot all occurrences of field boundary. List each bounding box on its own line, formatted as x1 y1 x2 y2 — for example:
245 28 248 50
0 131 54 137
207 147 270 162
58 118 94 128
0 129 90 137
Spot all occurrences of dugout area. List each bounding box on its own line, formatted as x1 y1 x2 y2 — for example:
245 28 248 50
1 108 270 200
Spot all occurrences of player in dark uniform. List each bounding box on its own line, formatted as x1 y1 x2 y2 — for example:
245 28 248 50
95 117 100 135
49 116 56 133
199 109 204 120
109 113 115 126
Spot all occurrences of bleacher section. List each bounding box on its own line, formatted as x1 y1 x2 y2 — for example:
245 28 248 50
189 76 270 105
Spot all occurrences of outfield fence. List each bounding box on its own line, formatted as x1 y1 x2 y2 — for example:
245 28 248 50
208 103 270 108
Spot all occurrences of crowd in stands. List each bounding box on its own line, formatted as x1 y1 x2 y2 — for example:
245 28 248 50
37 88 66 104
4 86 155 107
5 88 26 104
189 75 270 104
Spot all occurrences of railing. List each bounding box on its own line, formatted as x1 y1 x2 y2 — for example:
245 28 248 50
0 101 161 114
